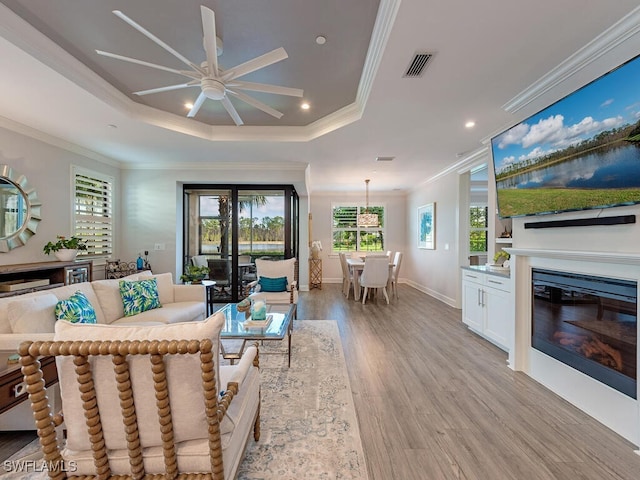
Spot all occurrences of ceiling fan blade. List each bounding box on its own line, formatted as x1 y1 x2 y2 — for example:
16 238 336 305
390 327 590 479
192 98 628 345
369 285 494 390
187 92 207 118
112 10 205 75
228 81 303 97
222 47 288 82
96 50 201 80
200 6 219 77
227 89 283 119
133 81 199 96
221 97 244 126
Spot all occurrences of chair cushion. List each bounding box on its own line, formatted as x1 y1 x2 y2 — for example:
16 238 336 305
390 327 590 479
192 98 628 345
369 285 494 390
119 278 161 316
258 276 288 292
255 258 296 291
8 293 58 333
54 312 225 453
54 291 98 324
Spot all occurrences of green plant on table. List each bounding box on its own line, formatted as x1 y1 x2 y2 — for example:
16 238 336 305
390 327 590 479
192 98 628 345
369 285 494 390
180 264 210 283
43 235 88 254
493 250 510 265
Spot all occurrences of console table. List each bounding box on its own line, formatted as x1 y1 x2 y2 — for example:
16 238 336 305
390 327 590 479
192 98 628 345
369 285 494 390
0 260 92 298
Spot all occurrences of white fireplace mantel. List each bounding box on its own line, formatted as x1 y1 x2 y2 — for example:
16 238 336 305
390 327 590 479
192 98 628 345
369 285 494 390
506 246 640 449
506 248 640 266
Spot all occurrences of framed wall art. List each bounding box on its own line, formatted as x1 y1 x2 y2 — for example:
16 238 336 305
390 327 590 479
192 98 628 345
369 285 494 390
418 203 435 249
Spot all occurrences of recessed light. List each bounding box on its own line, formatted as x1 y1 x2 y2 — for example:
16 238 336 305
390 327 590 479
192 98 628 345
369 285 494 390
107 124 118 129
185 102 194 109
465 121 476 128
301 102 310 110
315 35 326 45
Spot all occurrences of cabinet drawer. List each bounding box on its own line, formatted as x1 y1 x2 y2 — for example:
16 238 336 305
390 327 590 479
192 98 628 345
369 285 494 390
485 276 510 292
462 271 484 283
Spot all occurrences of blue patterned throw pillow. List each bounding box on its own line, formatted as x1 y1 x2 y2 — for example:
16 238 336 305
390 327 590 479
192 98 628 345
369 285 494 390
258 276 288 292
119 278 161 317
55 291 97 324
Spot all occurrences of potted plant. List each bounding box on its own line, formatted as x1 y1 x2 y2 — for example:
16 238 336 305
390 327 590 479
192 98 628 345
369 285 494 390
493 250 510 267
43 235 87 261
180 264 210 284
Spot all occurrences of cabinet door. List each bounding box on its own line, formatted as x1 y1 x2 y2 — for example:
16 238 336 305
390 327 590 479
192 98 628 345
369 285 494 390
462 280 483 331
484 285 511 350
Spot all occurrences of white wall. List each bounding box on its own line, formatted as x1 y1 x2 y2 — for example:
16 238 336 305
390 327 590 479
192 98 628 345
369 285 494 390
309 191 407 283
0 126 120 267
405 171 461 307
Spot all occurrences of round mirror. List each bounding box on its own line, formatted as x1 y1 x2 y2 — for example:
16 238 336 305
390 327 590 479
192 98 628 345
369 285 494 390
0 164 41 252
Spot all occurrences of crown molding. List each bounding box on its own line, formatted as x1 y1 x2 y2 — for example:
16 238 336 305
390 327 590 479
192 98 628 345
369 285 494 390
0 115 122 168
503 6 640 114
0 0 400 143
123 160 309 171
411 146 489 190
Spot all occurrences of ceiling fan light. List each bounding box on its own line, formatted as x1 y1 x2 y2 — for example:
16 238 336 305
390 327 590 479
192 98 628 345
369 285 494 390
201 78 226 100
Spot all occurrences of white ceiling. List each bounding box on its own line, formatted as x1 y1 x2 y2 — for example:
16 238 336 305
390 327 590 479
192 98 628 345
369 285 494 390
1 0 639 193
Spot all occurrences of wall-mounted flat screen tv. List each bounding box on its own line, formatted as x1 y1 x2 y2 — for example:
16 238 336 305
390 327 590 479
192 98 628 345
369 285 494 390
491 53 640 218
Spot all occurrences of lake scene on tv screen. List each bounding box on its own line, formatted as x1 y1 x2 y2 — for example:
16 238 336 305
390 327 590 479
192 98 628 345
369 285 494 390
492 54 640 218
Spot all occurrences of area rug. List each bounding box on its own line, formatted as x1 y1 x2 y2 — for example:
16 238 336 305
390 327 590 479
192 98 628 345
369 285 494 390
3 320 369 480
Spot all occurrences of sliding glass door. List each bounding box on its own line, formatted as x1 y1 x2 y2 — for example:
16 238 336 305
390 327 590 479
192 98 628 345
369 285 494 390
184 185 298 303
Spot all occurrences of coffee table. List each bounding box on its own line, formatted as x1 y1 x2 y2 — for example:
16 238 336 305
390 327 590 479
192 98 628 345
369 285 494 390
217 303 295 367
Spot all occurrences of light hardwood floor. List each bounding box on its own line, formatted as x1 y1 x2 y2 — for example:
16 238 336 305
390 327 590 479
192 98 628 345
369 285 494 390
2 283 640 479
299 284 640 480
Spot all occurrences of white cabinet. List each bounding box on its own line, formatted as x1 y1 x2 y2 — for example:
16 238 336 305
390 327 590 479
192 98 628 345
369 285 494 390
461 268 513 352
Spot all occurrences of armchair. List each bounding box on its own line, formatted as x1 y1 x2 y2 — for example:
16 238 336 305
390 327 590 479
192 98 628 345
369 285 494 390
248 257 298 317
18 312 260 479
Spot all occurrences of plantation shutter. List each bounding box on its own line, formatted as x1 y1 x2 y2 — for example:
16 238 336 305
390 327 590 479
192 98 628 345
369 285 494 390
73 168 113 257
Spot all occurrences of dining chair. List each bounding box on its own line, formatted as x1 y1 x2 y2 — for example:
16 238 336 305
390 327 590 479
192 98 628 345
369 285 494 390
359 256 390 305
339 252 355 299
390 251 403 299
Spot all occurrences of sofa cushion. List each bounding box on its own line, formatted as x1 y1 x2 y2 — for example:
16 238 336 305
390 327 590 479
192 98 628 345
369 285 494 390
110 302 204 325
49 283 107 324
54 312 225 453
119 278 161 317
54 291 98 324
258 276 288 292
8 293 58 334
149 272 175 304
91 278 127 323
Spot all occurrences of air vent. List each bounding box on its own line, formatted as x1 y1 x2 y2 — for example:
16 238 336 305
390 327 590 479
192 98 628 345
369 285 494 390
403 52 434 78
376 156 395 162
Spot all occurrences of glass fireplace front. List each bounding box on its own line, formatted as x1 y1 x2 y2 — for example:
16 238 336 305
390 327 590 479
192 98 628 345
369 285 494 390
532 269 637 399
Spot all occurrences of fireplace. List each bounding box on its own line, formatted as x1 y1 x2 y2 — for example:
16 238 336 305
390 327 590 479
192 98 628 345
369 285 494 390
532 269 637 399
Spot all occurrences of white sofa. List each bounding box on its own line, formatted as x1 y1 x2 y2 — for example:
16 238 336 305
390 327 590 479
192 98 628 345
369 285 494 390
0 271 206 353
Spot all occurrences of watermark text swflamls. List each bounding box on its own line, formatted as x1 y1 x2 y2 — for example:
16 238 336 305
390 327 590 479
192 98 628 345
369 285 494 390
3 459 77 473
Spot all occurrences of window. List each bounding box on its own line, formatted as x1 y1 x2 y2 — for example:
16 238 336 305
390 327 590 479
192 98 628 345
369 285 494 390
469 204 488 253
73 167 113 257
332 204 385 253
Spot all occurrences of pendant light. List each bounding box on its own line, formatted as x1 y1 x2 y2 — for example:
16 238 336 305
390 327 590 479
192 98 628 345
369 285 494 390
357 179 379 227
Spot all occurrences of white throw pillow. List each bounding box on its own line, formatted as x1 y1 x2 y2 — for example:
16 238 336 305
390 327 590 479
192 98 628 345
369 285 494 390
8 294 58 334
148 272 174 304
91 278 126 323
54 312 225 452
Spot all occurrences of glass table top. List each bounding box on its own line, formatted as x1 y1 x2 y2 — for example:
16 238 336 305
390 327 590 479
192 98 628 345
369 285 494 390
217 303 294 340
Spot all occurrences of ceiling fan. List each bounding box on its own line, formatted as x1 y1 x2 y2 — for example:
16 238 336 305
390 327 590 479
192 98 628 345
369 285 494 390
96 6 303 125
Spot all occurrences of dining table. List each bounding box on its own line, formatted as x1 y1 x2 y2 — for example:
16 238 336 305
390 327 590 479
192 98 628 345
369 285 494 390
346 257 395 301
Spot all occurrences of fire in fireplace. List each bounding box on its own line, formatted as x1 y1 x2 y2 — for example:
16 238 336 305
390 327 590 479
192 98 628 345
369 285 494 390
531 269 637 399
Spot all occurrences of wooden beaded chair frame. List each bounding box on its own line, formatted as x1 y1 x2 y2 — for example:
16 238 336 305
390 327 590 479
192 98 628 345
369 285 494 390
19 338 260 480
